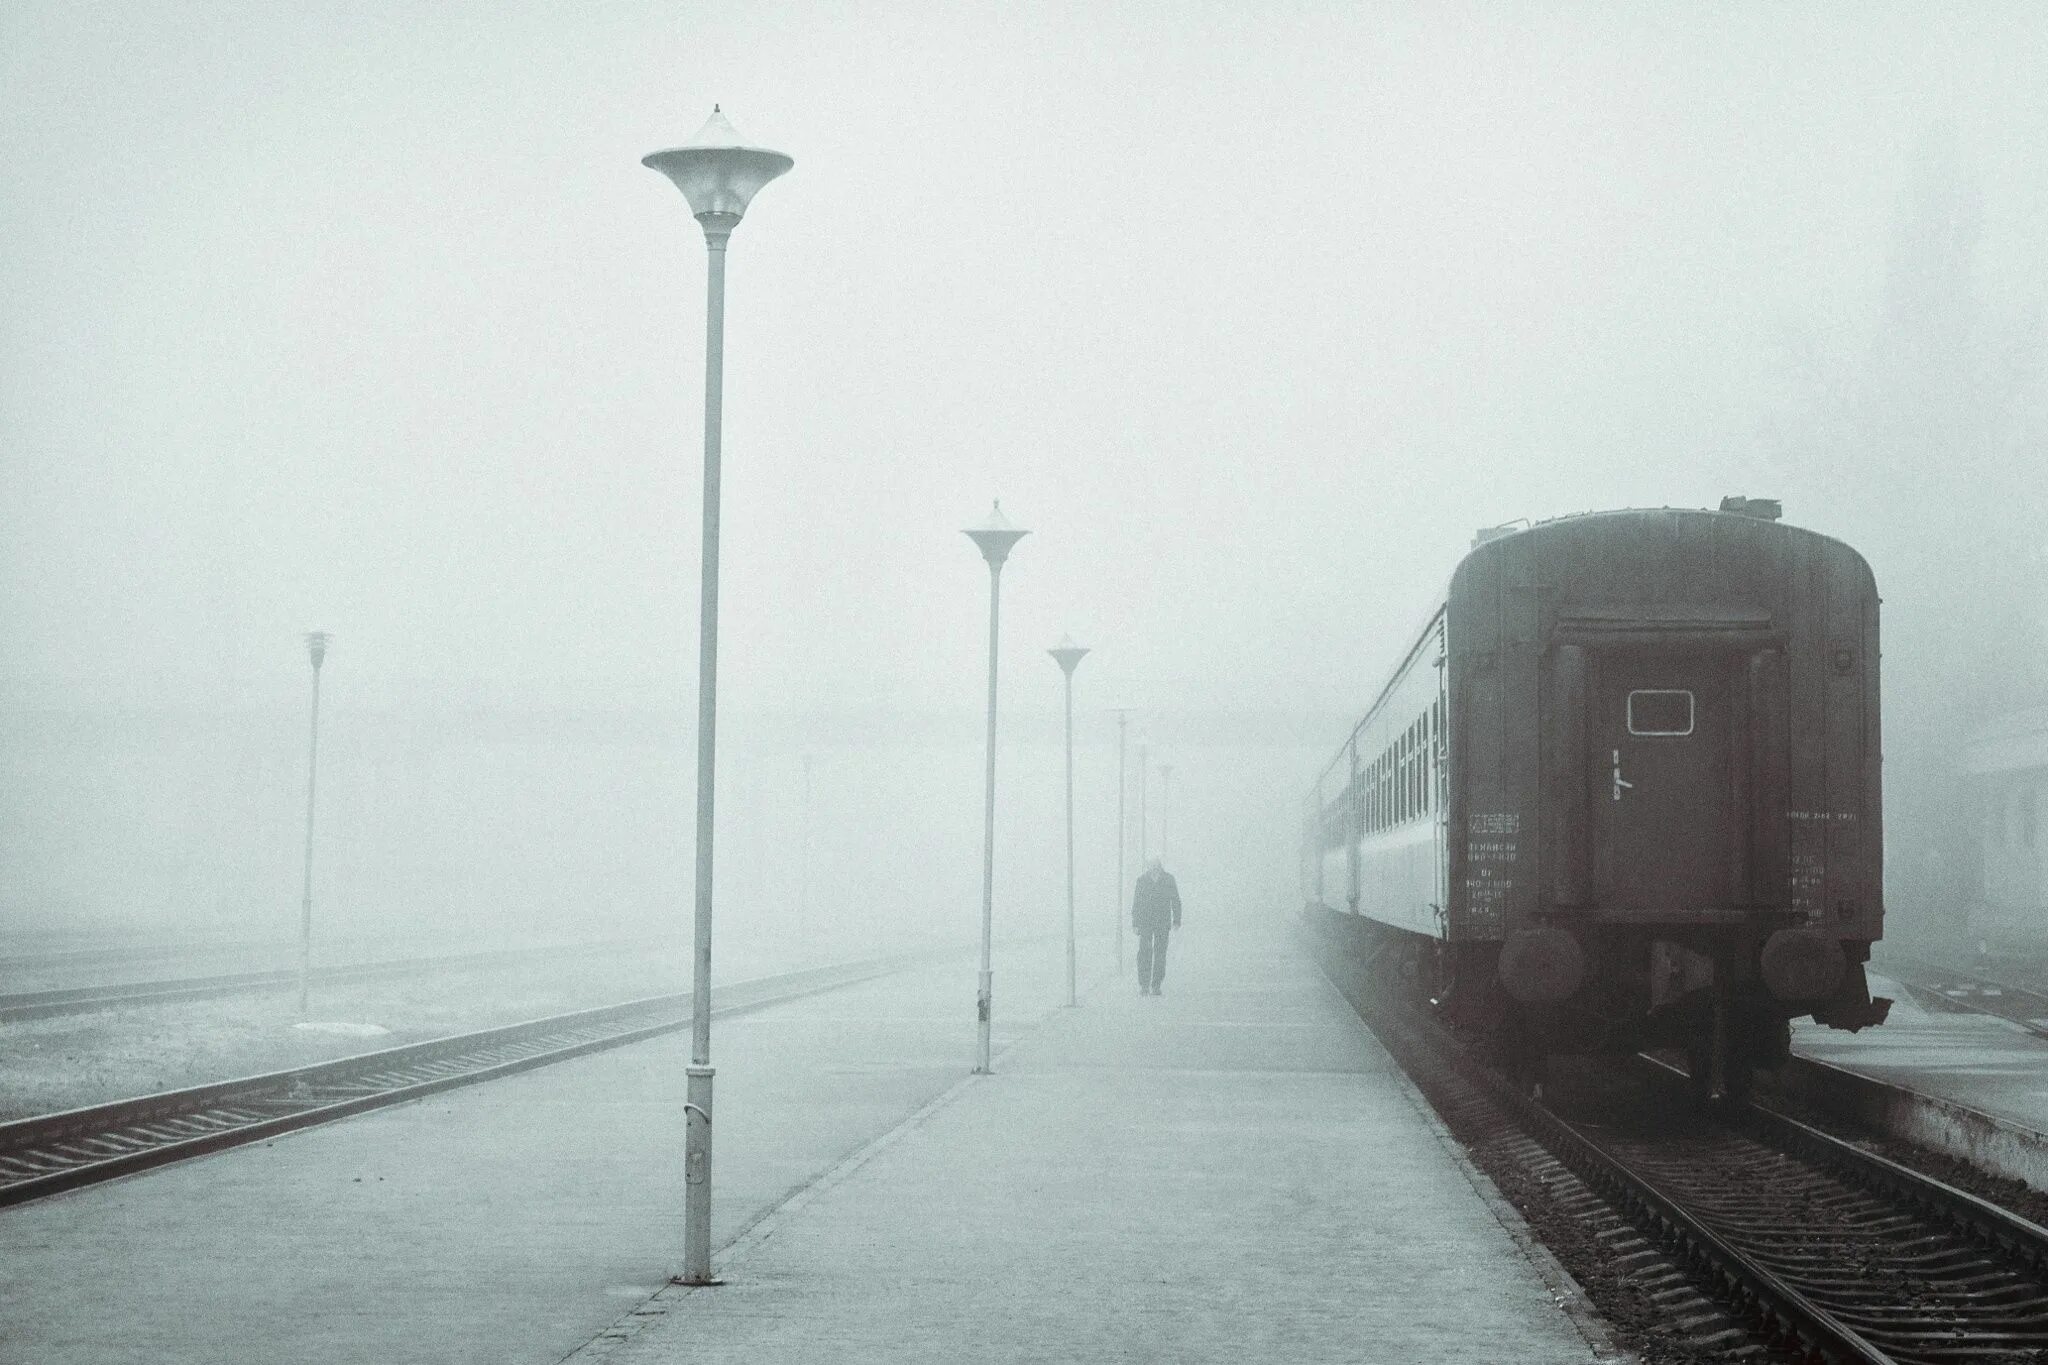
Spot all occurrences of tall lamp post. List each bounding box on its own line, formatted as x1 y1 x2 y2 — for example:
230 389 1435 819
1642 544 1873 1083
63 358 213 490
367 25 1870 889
298 631 331 1018
965 502 1028 1073
1137 741 1150 864
1048 637 1089 1007
799 753 814 953
643 104 792 1288
1158 763 1174 862
1108 708 1133 975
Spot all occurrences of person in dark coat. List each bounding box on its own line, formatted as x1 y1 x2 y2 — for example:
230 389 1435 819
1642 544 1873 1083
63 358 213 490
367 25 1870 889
1131 856 1182 996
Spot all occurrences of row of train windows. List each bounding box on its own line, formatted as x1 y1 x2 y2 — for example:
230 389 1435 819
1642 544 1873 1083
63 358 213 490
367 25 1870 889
1321 699 1446 849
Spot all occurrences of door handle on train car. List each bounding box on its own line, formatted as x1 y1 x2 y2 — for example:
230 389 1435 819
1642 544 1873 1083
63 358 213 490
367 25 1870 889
1611 749 1634 802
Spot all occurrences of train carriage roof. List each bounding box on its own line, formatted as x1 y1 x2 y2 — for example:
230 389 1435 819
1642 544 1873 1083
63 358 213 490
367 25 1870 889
1311 502 1877 797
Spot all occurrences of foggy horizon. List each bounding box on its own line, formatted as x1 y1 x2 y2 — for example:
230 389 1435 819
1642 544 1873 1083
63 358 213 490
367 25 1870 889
7 1 2048 950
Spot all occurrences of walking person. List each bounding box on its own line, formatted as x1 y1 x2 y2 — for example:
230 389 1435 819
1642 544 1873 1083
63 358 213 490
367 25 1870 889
1132 855 1182 996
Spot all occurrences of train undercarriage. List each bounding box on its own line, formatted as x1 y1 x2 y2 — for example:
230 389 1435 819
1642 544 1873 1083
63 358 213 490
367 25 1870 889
1307 903 1890 1100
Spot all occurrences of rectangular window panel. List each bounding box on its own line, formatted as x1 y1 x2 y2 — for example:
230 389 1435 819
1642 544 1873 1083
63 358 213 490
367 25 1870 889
1627 689 1694 737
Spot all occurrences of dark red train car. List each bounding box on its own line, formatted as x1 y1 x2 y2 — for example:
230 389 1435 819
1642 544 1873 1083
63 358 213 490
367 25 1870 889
1306 501 1888 1093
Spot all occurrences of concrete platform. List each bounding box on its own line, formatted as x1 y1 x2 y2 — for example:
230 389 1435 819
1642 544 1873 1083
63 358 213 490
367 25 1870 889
0 945 1073 1365
572 927 1623 1364
1794 968 2048 1133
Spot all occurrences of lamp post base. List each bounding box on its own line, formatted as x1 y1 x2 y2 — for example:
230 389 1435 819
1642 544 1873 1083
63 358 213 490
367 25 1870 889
974 968 993 1073
681 1062 717 1284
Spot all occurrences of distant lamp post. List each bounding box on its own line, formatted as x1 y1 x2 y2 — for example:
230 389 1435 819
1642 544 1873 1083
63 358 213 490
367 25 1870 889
1047 637 1090 1007
1108 708 1133 976
298 631 331 1018
1159 763 1174 861
643 103 793 1288
799 753 814 955
965 501 1028 1073
1138 740 1150 864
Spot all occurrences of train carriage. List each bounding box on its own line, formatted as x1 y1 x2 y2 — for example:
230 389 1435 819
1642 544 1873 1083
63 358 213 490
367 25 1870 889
1306 500 1889 1094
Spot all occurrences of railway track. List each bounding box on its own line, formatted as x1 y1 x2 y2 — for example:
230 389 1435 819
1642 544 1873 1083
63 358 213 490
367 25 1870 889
0 952 926 1210
1317 934 2048 1364
1878 955 2048 1038
0 940 634 1023
0 937 277 976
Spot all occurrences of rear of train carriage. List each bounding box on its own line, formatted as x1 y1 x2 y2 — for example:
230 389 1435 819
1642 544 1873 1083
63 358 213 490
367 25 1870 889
1306 504 1889 1081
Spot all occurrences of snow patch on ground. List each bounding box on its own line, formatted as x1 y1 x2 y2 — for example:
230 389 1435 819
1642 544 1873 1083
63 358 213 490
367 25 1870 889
292 1020 392 1038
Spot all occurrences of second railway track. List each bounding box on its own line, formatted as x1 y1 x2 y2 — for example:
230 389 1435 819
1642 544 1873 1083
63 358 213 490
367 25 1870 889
0 940 637 1022
1315 928 2048 1365
0 952 929 1210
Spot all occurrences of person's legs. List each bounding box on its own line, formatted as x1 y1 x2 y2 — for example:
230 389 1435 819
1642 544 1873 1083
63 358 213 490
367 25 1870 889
1135 929 1154 993
1149 927 1171 993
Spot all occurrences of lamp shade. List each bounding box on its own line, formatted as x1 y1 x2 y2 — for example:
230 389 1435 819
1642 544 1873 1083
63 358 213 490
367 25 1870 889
964 501 1029 567
1048 636 1090 675
643 106 793 223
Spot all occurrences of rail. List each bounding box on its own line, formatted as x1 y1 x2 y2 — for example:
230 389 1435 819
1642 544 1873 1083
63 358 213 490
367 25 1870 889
0 950 933 1210
0 940 637 1022
1312 925 2048 1365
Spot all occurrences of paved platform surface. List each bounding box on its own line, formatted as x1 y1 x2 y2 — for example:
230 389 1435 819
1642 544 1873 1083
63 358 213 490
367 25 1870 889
1795 967 2048 1133
0 943 1072 1365
573 925 1622 1364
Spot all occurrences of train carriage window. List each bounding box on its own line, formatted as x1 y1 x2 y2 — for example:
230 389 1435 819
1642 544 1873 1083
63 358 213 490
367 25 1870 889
1392 736 1409 822
1414 721 1424 814
1404 728 1415 819
1415 718 1425 811
1422 714 1432 813
1626 689 1695 737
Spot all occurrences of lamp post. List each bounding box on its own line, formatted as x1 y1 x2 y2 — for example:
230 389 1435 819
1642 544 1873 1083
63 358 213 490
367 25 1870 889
1138 741 1150 864
965 502 1028 1073
1108 708 1133 975
298 631 330 1018
643 104 792 1288
1048 637 1089 1007
799 752 814 954
1159 763 1174 862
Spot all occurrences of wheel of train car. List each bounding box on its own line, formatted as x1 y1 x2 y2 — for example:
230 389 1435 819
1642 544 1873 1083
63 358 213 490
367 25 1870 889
1492 1011 1548 1097
1752 1015 1792 1070
1682 1039 1754 1105
1422 939 1456 1011
1683 1014 1787 1105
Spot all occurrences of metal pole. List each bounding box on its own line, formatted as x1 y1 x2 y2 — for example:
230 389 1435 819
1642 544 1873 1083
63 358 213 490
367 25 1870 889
1160 764 1173 862
682 225 728 1286
1138 742 1150 864
976 560 1003 1072
799 753 813 953
1062 668 1076 1007
297 654 323 1017
1114 712 1128 974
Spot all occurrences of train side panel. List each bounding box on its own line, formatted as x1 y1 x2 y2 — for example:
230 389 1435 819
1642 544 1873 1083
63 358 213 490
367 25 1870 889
1304 612 1448 940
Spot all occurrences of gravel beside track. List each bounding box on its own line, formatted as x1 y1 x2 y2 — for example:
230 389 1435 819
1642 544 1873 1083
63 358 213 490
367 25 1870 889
1586 1062 2048 1363
1313 923 2048 1365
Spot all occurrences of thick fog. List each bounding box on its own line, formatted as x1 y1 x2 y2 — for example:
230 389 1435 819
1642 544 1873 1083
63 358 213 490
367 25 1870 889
4 3 2045 957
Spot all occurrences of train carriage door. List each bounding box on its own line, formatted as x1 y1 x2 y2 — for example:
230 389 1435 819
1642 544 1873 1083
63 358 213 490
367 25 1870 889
1591 651 1734 909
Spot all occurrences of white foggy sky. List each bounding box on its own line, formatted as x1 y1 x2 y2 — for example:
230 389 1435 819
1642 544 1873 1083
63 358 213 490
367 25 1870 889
6 2 2047 723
